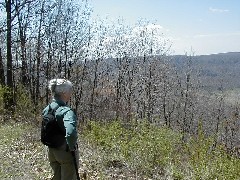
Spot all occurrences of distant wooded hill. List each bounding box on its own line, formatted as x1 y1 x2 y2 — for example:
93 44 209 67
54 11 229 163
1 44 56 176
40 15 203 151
171 52 240 91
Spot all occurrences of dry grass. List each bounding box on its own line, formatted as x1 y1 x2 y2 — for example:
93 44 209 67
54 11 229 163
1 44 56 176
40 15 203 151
0 122 140 180
0 122 52 179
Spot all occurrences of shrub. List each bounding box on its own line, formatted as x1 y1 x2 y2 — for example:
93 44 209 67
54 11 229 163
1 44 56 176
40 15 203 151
0 86 5 114
0 85 36 121
84 120 181 177
14 85 35 120
180 124 240 179
83 120 240 179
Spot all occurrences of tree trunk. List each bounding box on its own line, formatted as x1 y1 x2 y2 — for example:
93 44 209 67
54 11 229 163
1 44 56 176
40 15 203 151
146 64 153 123
15 0 28 86
46 41 52 105
0 48 5 85
89 58 100 120
4 0 14 113
35 1 45 107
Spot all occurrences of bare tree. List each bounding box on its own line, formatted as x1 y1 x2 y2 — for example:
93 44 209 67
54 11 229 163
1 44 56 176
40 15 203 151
14 0 32 86
0 47 5 85
4 0 14 112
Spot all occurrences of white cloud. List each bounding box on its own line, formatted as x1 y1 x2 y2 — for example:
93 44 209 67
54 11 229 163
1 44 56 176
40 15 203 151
209 7 229 13
131 24 240 55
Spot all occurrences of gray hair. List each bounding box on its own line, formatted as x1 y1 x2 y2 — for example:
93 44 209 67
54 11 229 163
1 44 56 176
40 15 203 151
48 78 73 97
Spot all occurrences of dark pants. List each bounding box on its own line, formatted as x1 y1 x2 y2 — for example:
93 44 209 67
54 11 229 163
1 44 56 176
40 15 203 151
48 147 79 180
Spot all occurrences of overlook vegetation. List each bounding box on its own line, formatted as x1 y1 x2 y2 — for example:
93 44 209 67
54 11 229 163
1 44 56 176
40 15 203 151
1 119 240 179
0 0 240 179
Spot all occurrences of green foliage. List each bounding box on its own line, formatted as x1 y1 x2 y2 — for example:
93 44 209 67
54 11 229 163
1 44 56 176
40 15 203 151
84 121 121 151
181 125 240 179
122 121 181 174
2 120 240 179
84 120 181 176
0 85 35 120
0 86 15 114
15 85 35 119
0 86 5 113
84 120 240 179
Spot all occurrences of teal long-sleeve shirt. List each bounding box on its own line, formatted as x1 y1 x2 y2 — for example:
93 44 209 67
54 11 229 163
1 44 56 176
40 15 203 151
42 99 78 151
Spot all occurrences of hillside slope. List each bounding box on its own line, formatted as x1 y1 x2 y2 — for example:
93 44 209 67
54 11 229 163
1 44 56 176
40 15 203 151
171 52 240 91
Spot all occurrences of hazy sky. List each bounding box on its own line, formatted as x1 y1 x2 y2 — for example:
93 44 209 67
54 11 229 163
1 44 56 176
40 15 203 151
90 0 240 55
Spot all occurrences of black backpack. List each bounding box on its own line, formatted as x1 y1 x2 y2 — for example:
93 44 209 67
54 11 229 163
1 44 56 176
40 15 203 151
41 104 66 148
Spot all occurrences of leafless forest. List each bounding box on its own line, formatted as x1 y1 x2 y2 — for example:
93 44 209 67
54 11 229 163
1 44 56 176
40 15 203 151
1 0 240 154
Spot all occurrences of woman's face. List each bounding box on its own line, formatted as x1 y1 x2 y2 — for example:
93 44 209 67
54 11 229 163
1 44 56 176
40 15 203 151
62 90 72 103
65 90 72 102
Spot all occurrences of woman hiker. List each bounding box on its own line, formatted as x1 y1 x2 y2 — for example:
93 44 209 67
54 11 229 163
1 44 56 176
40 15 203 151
42 78 79 180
